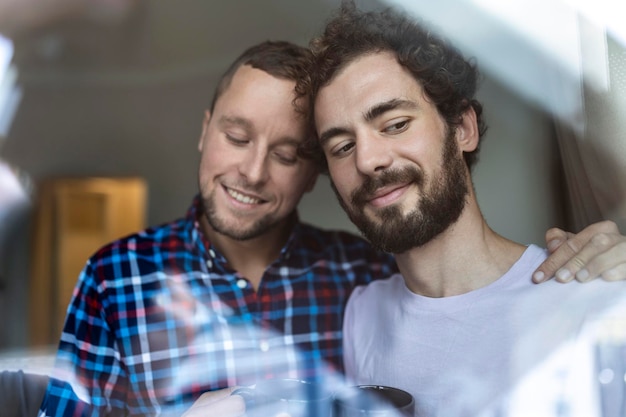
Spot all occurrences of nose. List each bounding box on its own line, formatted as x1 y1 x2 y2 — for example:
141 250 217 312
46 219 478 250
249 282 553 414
239 147 269 185
355 132 393 176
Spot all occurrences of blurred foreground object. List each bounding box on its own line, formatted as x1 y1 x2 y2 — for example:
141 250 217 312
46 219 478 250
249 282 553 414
0 160 32 347
0 370 49 417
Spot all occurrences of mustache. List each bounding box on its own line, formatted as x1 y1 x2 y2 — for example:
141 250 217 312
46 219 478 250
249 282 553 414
350 167 424 206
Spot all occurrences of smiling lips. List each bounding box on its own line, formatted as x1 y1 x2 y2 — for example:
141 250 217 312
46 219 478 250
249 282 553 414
367 184 411 208
224 185 264 205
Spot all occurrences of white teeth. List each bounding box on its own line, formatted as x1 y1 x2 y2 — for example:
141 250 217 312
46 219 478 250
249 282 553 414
227 188 261 205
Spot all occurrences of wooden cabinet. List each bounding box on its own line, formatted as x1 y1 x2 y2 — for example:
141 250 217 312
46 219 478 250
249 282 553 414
29 177 147 346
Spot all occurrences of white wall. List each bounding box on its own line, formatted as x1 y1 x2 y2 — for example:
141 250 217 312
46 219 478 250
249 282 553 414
473 77 565 245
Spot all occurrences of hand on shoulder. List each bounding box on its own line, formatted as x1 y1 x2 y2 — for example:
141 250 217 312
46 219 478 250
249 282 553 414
533 220 626 283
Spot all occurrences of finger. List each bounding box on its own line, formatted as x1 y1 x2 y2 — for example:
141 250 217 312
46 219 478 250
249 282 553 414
601 263 626 282
556 233 626 283
533 236 584 283
533 221 620 283
544 227 574 254
566 233 623 282
573 236 626 282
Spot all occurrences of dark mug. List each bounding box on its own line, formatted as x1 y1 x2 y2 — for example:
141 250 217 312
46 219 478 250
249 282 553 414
333 385 415 416
231 378 332 417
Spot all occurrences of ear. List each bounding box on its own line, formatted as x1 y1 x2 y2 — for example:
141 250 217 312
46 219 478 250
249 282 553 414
455 106 479 153
198 110 212 152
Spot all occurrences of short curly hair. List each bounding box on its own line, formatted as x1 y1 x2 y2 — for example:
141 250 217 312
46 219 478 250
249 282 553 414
296 2 488 172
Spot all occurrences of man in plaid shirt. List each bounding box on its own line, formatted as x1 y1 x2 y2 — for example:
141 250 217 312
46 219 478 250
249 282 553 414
39 39 625 417
37 40 397 417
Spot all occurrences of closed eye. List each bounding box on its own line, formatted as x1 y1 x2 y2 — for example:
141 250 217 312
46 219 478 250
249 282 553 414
272 143 299 166
273 151 298 166
225 133 249 146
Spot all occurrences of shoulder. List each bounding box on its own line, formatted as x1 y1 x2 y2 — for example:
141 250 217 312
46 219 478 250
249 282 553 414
82 216 191 282
345 275 403 333
91 217 187 259
350 274 403 304
523 244 549 267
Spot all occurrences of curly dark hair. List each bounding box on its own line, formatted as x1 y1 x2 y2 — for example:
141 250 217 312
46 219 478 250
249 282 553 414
296 2 488 172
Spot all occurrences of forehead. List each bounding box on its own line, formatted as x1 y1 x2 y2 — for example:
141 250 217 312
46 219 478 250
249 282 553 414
214 64 306 132
314 52 425 126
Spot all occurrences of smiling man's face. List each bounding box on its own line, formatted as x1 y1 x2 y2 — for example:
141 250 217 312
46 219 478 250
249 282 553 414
197 64 317 241
314 52 469 253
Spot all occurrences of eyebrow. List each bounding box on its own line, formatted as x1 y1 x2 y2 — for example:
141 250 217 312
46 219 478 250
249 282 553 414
273 138 301 150
218 115 303 149
319 127 351 147
218 115 253 131
318 98 419 147
364 98 419 122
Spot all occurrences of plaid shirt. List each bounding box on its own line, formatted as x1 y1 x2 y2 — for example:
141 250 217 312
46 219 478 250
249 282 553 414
39 196 396 416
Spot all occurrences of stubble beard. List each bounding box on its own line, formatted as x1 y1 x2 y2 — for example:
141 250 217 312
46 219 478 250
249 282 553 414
199 185 277 241
332 130 469 254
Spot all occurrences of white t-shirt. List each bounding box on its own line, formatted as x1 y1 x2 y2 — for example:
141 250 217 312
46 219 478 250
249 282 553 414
343 245 626 417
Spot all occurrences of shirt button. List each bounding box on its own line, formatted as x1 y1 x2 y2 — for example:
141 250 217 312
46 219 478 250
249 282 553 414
236 279 247 289
206 259 212 269
209 249 216 258
259 341 269 352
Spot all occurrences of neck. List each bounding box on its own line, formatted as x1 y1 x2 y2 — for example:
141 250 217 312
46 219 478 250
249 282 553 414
200 213 296 290
394 196 526 298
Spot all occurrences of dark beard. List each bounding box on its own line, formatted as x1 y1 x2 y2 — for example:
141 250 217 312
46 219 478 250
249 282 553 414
332 130 469 254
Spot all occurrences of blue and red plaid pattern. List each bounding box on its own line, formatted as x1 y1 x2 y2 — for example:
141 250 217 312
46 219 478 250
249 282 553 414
39 196 396 416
